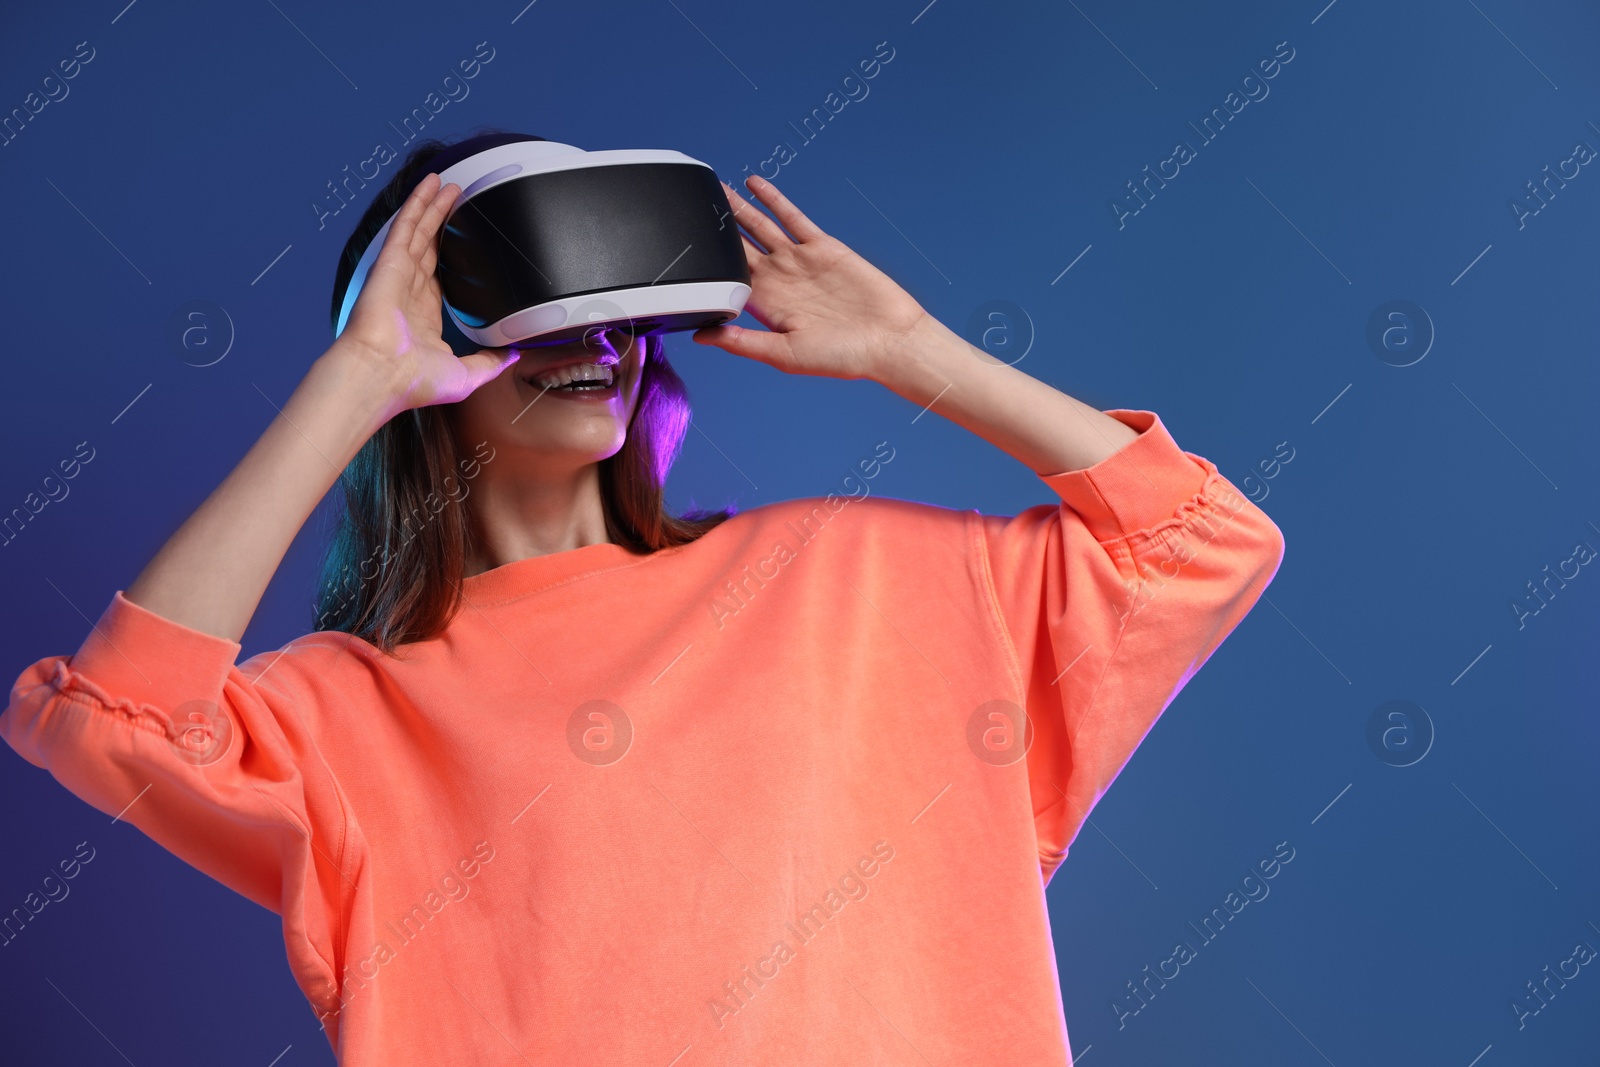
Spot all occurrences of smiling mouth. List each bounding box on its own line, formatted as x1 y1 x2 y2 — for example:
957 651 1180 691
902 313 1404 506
514 323 640 397
523 358 618 392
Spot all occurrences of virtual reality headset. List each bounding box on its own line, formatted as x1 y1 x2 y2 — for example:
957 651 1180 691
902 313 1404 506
333 133 752 352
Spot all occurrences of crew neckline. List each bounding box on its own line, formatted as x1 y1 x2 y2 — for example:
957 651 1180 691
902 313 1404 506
460 541 645 603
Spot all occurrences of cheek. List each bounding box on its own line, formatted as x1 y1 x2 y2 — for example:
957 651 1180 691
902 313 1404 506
625 351 647 407
449 376 513 442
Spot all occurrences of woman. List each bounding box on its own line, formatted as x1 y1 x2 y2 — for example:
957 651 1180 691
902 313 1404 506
3 129 1284 1065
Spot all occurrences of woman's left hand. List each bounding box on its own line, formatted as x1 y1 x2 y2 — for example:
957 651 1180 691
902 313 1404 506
691 175 933 382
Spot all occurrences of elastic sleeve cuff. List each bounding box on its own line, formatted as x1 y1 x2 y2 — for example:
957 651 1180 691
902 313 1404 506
70 591 244 713
1035 409 1214 544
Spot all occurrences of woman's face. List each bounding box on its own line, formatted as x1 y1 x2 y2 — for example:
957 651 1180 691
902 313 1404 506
447 326 646 474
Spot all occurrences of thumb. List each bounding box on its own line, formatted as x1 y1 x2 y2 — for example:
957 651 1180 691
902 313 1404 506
692 323 788 366
460 348 520 387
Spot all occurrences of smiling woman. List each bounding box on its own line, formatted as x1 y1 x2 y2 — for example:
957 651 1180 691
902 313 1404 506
1 124 1283 1067
316 129 734 649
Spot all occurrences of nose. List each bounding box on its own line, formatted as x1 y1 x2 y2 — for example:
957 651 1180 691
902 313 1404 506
588 325 641 359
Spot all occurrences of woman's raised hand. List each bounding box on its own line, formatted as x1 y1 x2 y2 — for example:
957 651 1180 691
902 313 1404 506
334 172 519 415
692 175 935 382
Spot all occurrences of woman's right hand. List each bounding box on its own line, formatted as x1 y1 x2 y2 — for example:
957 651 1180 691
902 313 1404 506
333 171 519 417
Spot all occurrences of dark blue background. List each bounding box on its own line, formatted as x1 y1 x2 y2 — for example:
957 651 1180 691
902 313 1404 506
3 1 1597 1063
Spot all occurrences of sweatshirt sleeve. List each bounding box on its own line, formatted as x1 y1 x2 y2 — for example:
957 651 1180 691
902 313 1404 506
0 589 348 1001
973 409 1286 885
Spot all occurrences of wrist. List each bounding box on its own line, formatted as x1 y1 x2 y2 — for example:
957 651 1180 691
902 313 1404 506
312 340 410 438
870 312 974 402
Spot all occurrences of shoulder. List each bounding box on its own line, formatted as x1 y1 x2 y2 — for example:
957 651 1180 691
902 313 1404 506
715 490 976 542
684 492 981 576
233 626 391 725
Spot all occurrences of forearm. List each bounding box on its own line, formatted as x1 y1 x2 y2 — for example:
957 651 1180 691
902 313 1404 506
873 314 1140 476
124 343 400 643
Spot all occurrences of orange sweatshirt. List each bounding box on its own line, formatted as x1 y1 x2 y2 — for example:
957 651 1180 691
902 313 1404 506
3 408 1283 1065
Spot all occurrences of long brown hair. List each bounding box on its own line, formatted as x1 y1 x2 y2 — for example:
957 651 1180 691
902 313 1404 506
314 128 734 653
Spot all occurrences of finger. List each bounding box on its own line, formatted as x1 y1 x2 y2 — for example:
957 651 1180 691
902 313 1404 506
416 185 458 276
444 351 518 398
720 179 789 252
459 347 521 385
743 174 826 242
410 180 460 263
719 181 768 253
691 322 788 366
419 234 439 277
407 180 449 261
738 232 765 269
386 171 441 255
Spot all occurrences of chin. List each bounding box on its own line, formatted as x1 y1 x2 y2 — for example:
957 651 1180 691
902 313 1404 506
515 419 629 462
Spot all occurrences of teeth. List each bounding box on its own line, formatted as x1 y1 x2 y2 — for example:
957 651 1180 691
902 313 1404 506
529 361 615 390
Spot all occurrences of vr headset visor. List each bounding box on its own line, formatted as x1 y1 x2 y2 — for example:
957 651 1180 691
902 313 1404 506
334 136 752 351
